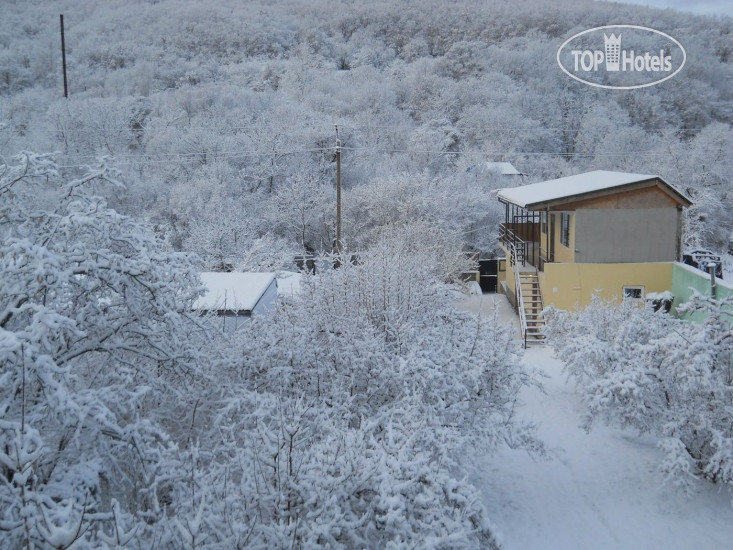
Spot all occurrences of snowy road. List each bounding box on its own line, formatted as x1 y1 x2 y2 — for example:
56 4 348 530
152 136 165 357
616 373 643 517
473 345 733 550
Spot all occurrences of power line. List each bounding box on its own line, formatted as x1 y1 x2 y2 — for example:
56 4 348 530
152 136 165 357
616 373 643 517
53 145 710 169
331 124 714 132
340 146 669 157
10 123 720 138
55 148 334 168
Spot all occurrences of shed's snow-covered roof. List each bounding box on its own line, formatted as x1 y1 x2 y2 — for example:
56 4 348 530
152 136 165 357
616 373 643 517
487 161 521 175
498 170 689 208
194 272 276 312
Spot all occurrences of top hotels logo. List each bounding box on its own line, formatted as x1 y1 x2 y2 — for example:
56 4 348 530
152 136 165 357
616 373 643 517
604 33 621 71
557 25 686 90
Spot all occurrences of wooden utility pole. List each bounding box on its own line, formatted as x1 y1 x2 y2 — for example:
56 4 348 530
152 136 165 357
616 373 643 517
335 127 342 253
60 14 68 98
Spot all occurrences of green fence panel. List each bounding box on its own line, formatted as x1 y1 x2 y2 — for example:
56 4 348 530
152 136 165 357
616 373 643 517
671 262 733 323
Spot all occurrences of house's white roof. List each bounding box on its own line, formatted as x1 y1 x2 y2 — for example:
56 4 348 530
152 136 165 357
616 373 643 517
487 161 521 175
194 272 276 312
498 170 667 208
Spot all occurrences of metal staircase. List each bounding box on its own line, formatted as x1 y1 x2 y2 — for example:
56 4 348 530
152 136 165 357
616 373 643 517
515 269 547 347
503 235 547 347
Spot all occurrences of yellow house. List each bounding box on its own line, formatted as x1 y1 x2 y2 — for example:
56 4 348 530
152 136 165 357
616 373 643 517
497 171 692 341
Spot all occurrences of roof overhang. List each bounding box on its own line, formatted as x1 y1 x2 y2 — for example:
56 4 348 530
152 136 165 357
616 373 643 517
498 171 692 210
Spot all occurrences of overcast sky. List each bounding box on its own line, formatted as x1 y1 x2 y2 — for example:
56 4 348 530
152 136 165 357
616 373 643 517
601 0 732 16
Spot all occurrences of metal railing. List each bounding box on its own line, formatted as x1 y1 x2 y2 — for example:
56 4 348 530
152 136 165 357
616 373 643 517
514 260 531 347
538 246 553 271
503 236 530 347
499 223 526 267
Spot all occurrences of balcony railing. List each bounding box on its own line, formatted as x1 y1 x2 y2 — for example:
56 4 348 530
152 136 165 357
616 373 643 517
501 219 551 269
499 223 526 267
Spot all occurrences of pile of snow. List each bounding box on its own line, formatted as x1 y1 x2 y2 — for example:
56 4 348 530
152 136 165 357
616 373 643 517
473 347 733 550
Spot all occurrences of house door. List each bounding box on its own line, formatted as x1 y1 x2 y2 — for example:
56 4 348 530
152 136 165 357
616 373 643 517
549 213 556 262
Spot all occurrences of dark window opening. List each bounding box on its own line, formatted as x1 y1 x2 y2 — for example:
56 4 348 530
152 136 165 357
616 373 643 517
623 286 644 299
560 213 570 247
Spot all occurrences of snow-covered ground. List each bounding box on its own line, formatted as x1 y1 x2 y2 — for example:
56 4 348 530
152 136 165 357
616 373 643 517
459 293 733 550
454 290 520 334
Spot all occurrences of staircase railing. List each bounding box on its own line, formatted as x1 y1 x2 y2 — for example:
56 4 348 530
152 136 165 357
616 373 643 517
514 263 530 348
502 225 545 347
505 238 529 346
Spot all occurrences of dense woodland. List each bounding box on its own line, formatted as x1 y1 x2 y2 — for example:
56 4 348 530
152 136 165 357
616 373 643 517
1 0 731 266
1 1 732 548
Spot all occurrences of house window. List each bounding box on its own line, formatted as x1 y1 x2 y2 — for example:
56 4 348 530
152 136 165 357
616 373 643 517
623 286 645 300
541 211 547 234
560 213 570 247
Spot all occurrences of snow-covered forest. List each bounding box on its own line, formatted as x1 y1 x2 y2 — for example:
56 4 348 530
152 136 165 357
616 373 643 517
1 0 732 548
1 0 731 261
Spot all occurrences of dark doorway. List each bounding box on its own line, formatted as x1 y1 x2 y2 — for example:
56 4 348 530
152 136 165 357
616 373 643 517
478 259 499 293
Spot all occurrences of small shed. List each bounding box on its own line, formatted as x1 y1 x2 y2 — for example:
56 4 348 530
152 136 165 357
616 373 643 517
194 272 278 320
486 161 522 176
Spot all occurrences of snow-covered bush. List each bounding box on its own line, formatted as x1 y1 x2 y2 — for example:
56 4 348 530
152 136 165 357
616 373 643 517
0 153 211 548
183 229 539 548
548 294 733 492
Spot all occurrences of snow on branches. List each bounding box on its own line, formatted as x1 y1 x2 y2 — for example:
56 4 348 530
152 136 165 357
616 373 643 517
1 153 537 547
179 229 538 548
548 294 733 493
0 152 210 548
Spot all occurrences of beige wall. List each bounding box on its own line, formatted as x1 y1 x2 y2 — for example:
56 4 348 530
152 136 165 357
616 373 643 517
539 262 674 310
504 254 516 295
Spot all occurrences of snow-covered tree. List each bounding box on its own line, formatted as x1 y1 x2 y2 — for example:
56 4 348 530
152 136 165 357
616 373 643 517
269 170 334 251
183 196 296 272
0 152 211 547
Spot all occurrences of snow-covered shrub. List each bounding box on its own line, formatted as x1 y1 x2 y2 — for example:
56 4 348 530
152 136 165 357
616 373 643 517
0 153 211 548
184 229 538 548
548 294 733 492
